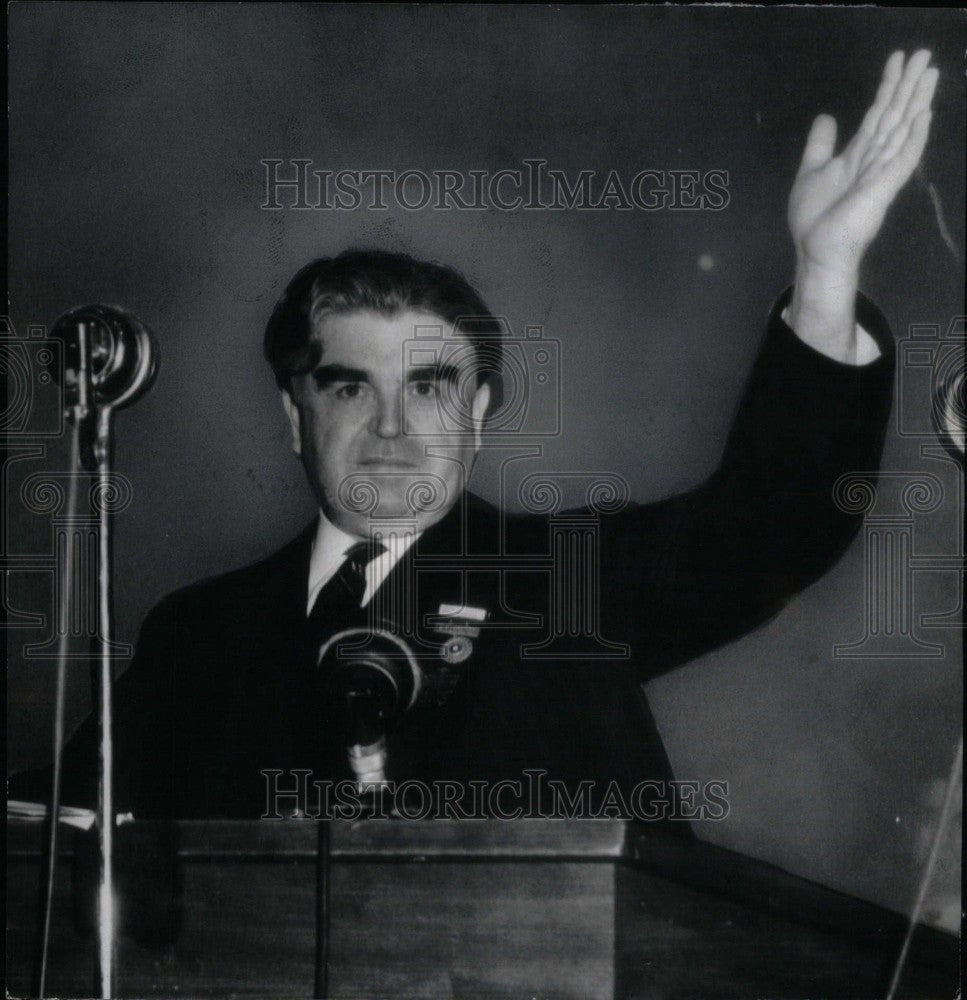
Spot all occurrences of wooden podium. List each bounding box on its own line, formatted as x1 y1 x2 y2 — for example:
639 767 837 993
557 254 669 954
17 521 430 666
6 818 957 998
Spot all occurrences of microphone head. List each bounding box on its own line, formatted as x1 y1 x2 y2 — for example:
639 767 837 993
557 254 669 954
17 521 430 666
49 304 158 409
317 629 422 774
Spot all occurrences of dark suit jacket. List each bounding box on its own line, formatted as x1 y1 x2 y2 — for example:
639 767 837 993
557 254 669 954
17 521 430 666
13 290 896 821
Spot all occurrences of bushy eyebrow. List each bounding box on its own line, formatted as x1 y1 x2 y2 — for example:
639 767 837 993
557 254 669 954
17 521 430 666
310 362 462 389
407 364 460 384
311 364 370 388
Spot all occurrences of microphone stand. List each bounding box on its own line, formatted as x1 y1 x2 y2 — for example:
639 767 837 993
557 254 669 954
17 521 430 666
43 307 158 998
69 318 122 999
92 392 118 1000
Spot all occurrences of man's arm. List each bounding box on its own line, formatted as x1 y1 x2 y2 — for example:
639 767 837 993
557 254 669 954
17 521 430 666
604 293 894 677
603 52 937 676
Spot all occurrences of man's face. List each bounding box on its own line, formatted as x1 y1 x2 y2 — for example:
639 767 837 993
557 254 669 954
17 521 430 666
282 309 490 538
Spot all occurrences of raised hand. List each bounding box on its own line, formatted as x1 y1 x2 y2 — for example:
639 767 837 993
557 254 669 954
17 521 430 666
789 50 938 276
786 51 938 365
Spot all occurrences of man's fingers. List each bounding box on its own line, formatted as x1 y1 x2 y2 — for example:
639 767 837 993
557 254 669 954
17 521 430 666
860 62 937 175
842 51 905 168
875 48 933 140
868 109 933 195
873 114 914 168
907 65 940 121
858 51 905 138
798 113 838 176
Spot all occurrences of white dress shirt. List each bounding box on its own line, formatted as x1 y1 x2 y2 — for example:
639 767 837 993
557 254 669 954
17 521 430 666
306 512 421 614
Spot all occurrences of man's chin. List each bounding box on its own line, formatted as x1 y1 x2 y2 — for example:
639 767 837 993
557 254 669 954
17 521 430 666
325 472 459 535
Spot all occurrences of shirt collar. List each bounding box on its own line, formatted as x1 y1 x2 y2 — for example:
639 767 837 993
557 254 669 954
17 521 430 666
307 513 365 600
306 510 421 612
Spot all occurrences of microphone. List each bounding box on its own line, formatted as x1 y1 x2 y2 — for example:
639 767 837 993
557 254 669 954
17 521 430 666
47 305 158 471
317 629 422 790
48 304 159 411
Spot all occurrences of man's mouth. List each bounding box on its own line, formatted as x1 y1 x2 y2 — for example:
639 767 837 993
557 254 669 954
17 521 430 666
356 458 420 470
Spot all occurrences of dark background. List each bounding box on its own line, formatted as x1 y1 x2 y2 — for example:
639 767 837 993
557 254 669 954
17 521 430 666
6 4 964 925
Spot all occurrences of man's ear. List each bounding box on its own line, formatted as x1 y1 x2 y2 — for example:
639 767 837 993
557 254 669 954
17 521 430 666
281 389 302 456
470 381 491 452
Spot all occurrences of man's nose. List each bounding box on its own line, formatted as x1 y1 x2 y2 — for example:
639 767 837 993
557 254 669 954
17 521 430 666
372 391 403 439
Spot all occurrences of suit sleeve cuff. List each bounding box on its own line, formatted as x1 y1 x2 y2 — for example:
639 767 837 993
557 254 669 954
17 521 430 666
769 284 895 376
780 306 881 364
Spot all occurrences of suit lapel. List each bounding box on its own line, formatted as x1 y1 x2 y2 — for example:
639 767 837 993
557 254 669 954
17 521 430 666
367 493 501 643
217 521 318 776
251 520 317 655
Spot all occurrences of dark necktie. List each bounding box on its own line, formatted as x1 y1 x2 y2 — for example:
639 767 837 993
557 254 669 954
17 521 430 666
307 540 386 645
304 540 385 781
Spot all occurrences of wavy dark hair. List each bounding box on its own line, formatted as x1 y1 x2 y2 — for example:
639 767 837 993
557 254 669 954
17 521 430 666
264 249 504 413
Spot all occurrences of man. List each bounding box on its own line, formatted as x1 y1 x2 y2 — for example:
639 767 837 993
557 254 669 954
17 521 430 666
14 51 937 822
